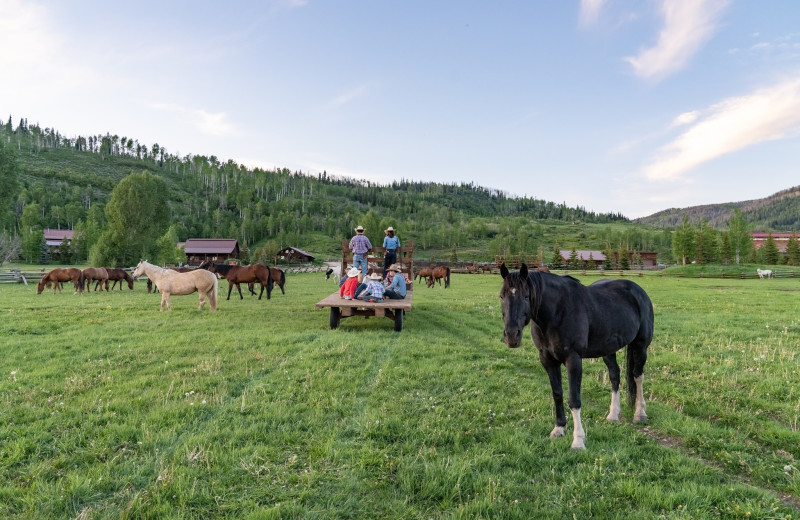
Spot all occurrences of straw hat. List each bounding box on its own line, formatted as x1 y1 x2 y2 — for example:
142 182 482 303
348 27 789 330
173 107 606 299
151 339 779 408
368 272 382 280
347 267 360 278
385 226 395 233
387 264 401 272
355 225 364 232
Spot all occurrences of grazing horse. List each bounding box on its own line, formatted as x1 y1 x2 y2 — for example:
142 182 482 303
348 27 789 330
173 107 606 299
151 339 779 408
247 266 285 297
325 267 340 284
499 263 654 450
132 260 218 311
416 266 432 284
37 268 84 294
82 267 109 292
106 268 134 290
198 262 272 300
426 265 450 288
757 268 773 279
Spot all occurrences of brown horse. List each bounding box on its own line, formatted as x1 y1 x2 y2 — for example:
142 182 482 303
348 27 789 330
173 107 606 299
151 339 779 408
247 266 285 297
82 267 109 292
132 260 218 311
426 265 451 288
416 266 432 284
106 268 134 290
37 268 84 294
198 262 273 300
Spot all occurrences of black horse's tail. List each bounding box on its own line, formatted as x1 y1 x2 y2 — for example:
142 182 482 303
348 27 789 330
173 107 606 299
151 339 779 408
279 269 286 290
445 267 451 288
78 272 85 294
625 348 636 410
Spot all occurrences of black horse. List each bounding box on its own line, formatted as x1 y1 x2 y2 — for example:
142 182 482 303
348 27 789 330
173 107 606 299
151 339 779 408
499 263 654 450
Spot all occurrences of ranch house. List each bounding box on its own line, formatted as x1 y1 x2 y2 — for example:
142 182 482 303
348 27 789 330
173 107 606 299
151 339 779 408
184 238 240 266
277 246 315 263
751 232 798 253
43 228 74 255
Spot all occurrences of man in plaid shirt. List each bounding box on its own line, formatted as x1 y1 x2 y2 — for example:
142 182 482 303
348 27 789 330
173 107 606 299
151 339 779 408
349 225 372 281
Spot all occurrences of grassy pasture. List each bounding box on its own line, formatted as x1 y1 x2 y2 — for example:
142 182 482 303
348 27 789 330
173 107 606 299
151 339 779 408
1 272 799 519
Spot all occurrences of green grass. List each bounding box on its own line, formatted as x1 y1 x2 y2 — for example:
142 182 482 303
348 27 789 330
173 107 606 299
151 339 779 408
1 273 798 518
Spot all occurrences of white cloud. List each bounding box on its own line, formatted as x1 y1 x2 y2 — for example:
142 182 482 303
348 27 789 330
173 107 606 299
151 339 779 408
643 78 800 180
579 0 607 27
150 103 236 137
329 84 371 108
626 0 729 81
673 111 699 126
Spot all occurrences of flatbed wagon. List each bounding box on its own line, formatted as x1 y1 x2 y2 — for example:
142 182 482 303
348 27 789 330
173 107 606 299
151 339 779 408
316 239 414 331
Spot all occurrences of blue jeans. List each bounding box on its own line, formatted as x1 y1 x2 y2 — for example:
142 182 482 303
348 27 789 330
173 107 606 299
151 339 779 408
353 253 368 278
384 289 404 299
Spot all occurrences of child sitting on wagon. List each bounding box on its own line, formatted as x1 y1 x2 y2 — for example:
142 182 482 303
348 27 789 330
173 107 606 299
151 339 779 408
356 272 385 302
340 267 360 300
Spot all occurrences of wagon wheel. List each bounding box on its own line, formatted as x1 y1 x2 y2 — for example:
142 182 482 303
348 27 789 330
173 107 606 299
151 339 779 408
393 309 404 332
329 307 341 329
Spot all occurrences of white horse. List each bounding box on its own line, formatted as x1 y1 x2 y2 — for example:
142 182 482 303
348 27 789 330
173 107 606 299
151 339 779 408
132 260 218 311
757 268 773 279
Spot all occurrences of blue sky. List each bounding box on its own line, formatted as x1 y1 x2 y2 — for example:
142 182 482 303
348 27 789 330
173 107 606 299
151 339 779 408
2 1 800 219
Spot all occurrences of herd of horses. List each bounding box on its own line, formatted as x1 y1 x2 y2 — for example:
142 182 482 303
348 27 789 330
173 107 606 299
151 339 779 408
36 262 287 306
36 267 134 294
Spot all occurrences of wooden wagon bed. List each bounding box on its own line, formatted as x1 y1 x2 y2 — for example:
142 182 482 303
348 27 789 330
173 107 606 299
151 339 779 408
316 239 415 331
315 289 413 331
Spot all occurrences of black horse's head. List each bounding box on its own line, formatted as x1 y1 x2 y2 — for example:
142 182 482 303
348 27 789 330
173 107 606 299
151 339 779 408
500 263 534 348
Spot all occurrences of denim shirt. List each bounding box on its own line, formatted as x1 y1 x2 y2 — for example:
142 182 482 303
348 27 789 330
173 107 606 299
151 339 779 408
387 272 406 297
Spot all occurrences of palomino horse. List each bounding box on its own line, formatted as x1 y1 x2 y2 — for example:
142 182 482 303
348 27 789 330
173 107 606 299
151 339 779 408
132 260 218 311
198 262 272 300
500 263 654 450
37 268 84 294
82 267 109 292
106 268 134 290
426 265 450 288
757 268 773 279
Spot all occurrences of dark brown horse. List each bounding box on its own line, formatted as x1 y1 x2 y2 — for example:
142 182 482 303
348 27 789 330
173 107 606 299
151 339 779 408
82 267 109 292
37 268 84 294
198 262 273 300
416 266 432 284
106 268 134 290
426 265 450 288
247 266 285 297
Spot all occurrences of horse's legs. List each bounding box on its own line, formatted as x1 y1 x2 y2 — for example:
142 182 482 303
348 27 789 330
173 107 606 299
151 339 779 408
198 292 206 310
628 343 648 423
160 293 167 311
236 283 244 299
226 283 233 300
565 353 586 450
603 354 622 422
541 354 567 439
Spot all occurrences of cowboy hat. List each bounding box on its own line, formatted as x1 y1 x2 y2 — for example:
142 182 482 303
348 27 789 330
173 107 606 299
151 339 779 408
355 225 364 232
347 267 360 278
368 272 382 280
385 226 395 233
388 264 401 272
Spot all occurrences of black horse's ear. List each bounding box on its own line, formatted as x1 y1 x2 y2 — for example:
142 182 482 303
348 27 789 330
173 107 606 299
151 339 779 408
500 262 509 279
520 263 528 278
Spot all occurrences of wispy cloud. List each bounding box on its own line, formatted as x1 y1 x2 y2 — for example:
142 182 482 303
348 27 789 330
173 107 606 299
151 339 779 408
626 0 729 81
329 84 371 108
578 0 606 27
150 103 235 137
643 78 800 180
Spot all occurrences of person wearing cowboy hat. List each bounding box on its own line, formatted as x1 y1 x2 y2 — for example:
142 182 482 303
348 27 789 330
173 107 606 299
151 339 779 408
383 263 407 300
382 226 400 278
349 225 372 281
339 267 361 300
357 271 385 302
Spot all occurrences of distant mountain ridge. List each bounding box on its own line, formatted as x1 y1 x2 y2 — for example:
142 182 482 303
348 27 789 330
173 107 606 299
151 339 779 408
635 186 800 231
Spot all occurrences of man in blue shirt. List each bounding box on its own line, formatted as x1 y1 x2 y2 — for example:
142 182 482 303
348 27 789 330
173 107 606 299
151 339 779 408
384 263 407 299
349 225 372 281
382 226 400 278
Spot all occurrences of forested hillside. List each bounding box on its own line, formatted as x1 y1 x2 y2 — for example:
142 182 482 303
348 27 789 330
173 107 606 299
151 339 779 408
9 114 788 267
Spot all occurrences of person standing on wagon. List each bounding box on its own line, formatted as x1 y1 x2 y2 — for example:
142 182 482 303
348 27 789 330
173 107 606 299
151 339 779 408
382 226 400 278
349 225 372 282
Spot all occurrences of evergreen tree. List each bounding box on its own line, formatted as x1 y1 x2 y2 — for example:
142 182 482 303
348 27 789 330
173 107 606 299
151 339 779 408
618 242 630 270
720 231 732 265
0 140 20 231
786 233 800 266
672 215 695 265
603 244 614 270
568 247 580 269
550 243 563 269
761 232 780 265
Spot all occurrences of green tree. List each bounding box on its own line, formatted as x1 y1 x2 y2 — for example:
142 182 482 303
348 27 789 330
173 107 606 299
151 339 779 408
760 232 780 265
728 209 751 265
617 242 630 270
720 231 732 265
672 215 695 266
550 243 563 269
786 233 800 266
156 225 181 266
0 140 20 230
568 248 580 269
94 171 170 265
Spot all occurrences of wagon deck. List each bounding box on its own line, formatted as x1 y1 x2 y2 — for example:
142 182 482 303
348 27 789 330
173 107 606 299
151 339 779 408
316 239 415 331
